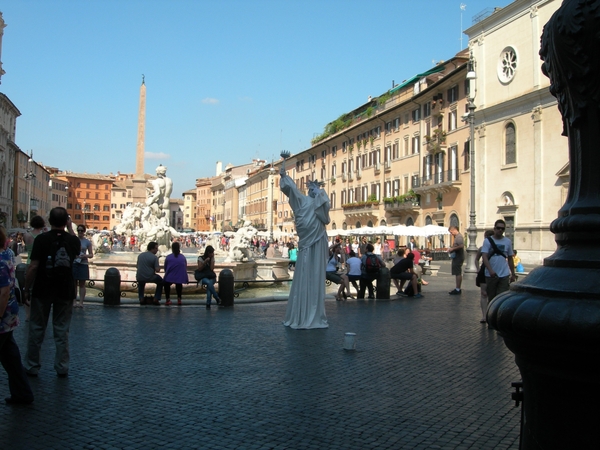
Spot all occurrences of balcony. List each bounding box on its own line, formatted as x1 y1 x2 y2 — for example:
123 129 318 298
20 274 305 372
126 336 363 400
342 173 347 182
374 162 381 174
342 201 380 217
356 168 362 180
413 169 461 195
348 171 354 181
424 129 447 154
384 199 420 212
384 160 391 172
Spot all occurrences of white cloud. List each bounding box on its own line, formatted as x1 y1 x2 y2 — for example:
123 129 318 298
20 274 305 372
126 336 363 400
145 152 170 160
202 98 219 105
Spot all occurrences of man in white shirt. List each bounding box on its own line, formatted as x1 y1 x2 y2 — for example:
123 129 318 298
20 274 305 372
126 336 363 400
481 219 516 300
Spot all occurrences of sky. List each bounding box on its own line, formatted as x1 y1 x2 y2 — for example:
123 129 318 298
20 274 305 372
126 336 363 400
0 0 510 197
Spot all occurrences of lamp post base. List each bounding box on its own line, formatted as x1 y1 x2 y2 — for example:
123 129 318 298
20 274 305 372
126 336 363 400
464 247 478 273
464 226 479 273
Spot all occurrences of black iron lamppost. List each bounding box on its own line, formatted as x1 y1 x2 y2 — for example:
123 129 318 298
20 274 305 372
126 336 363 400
23 151 36 223
464 54 478 273
488 2 600 448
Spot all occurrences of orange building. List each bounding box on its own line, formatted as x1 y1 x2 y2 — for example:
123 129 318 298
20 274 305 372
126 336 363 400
60 172 115 230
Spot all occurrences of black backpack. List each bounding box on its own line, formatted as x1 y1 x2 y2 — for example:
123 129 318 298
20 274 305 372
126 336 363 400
364 254 381 274
45 233 73 280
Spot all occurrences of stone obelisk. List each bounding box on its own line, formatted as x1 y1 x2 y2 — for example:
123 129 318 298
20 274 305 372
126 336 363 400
132 76 147 205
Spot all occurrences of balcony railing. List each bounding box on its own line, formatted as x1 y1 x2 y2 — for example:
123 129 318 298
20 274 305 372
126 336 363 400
413 169 460 188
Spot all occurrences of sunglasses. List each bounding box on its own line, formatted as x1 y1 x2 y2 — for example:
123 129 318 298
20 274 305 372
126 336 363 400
495 226 505 231
77 229 85 232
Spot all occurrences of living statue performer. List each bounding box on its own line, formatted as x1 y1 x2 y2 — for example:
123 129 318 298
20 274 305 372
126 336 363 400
280 159 329 329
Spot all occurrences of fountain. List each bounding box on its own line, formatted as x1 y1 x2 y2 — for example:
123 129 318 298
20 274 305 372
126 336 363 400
84 166 290 293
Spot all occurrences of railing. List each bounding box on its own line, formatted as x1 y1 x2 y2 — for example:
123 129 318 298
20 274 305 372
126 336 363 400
342 173 347 182
415 169 460 187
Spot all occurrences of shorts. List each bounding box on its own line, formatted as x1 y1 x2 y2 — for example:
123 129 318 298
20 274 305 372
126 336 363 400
326 271 342 284
73 263 90 281
391 271 413 281
347 274 361 282
451 258 464 276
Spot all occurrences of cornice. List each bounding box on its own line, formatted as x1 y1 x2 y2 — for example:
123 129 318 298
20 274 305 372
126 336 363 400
476 88 557 126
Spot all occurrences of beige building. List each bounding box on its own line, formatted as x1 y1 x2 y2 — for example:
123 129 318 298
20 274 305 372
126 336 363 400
0 12 5 84
182 188 196 230
0 92 19 226
47 169 69 210
13 150 51 227
465 0 566 264
279 51 471 248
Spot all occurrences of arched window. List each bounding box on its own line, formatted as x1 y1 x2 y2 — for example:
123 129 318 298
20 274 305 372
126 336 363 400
332 222 337 230
355 221 362 228
449 213 459 228
367 220 374 227
425 216 433 225
406 217 414 226
342 222 348 230
380 219 387 226
505 123 516 164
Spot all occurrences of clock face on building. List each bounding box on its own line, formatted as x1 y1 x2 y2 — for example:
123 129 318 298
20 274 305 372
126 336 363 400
498 46 518 83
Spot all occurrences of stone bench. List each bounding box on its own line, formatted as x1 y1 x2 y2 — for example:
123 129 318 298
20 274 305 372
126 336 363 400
422 264 440 276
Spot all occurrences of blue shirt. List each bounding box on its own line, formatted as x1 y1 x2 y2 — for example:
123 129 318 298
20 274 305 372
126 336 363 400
0 248 19 333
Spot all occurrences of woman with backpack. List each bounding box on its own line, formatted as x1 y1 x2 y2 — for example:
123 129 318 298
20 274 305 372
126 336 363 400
358 243 385 299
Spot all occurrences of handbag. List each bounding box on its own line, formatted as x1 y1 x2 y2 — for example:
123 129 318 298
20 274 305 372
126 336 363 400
195 257 217 281
194 268 216 281
475 265 486 287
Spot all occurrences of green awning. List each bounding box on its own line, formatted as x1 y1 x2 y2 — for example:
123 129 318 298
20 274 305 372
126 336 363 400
389 65 446 94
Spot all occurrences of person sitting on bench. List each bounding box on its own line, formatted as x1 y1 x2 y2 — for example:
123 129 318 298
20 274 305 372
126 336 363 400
390 252 422 298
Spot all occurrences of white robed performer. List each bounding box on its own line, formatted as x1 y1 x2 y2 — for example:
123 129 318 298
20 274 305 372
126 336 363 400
280 161 330 329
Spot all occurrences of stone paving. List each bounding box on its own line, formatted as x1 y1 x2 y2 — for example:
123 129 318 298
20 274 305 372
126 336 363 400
3 262 521 449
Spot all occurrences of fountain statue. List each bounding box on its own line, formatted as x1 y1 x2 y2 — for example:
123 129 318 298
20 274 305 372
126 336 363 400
224 221 259 262
113 165 179 254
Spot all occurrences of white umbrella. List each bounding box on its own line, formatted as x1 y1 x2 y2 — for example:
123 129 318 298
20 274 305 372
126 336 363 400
327 229 350 237
391 225 410 236
422 225 450 237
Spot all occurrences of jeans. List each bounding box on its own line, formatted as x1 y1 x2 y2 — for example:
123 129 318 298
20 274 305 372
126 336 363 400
485 275 510 301
202 278 219 305
137 274 164 302
358 275 376 299
25 295 73 375
1 331 34 401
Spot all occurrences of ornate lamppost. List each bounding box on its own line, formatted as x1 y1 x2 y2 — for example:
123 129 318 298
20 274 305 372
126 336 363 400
488 2 600 447
269 166 276 242
464 54 478 273
23 151 36 223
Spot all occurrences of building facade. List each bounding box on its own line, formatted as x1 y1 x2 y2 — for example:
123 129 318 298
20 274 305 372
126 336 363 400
62 172 115 230
13 150 51 227
0 92 18 226
465 0 565 264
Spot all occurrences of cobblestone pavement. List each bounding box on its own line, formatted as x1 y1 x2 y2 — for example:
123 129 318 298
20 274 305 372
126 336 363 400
3 263 521 449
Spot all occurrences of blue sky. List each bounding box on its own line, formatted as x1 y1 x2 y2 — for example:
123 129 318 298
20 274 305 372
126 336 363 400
0 0 509 196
